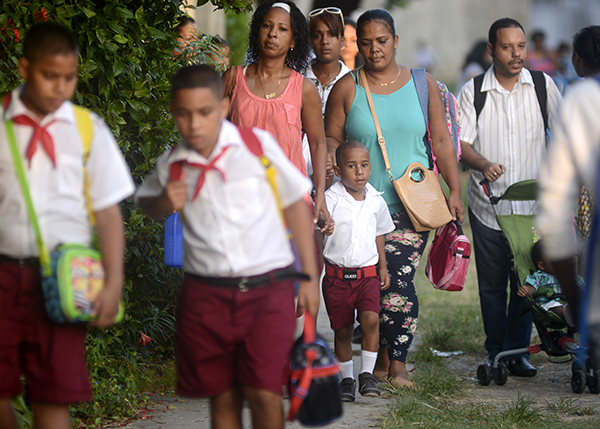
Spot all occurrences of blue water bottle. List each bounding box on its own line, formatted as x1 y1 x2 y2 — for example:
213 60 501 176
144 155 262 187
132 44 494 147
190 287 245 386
164 212 184 268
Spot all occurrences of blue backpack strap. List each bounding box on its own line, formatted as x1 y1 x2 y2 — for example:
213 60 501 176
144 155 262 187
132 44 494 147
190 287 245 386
411 68 434 169
473 73 486 123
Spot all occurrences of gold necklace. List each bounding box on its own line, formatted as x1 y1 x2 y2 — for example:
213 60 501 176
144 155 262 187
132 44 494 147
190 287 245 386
257 65 285 99
367 66 401 86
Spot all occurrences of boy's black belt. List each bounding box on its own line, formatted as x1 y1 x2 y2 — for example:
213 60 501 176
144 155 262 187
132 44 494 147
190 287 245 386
186 266 310 292
0 254 39 267
325 262 378 280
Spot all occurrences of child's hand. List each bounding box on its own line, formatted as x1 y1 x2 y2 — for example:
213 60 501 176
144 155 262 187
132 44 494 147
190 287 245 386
164 180 187 212
517 284 535 297
296 278 320 320
379 269 390 290
91 281 122 328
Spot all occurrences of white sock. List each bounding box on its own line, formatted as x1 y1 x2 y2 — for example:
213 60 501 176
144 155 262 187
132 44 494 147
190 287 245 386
338 359 354 380
360 350 378 374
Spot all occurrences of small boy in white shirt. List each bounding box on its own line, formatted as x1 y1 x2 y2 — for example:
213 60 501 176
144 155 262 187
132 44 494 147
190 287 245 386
321 140 394 401
136 64 319 429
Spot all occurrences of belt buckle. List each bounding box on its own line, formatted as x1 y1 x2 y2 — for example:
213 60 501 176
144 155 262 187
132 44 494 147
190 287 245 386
342 269 358 280
238 277 249 292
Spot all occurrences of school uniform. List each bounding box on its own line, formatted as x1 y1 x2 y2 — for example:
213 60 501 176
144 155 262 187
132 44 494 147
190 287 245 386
322 181 394 330
136 119 312 397
0 87 135 403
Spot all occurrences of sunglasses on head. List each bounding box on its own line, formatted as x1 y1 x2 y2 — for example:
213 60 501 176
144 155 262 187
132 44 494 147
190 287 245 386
308 7 344 26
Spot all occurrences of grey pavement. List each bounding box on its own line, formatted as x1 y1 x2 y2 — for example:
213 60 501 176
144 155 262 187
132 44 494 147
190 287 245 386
123 290 402 429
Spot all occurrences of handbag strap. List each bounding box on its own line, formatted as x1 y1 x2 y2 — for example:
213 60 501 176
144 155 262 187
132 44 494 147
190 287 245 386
4 120 52 276
359 68 394 182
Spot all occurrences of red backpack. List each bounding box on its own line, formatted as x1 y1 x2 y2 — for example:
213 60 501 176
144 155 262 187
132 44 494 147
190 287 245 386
425 220 471 291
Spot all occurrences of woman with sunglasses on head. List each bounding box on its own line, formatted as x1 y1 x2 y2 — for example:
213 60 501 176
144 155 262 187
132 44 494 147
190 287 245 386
325 9 464 389
223 0 333 235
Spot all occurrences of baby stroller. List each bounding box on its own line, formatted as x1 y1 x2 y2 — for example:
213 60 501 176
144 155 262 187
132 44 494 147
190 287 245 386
475 179 598 394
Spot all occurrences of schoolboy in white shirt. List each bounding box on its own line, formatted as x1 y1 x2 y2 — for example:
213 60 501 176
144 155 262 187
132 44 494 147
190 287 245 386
136 64 319 429
321 140 394 402
0 22 134 429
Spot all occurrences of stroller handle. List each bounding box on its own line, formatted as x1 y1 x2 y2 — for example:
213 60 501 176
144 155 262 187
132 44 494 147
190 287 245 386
479 179 492 197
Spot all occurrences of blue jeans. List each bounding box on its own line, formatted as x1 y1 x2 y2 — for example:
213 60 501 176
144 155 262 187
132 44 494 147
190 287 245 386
469 208 532 361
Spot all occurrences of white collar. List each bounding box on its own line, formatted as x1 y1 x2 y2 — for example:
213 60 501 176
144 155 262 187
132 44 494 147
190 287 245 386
483 66 534 94
329 179 382 201
3 85 75 126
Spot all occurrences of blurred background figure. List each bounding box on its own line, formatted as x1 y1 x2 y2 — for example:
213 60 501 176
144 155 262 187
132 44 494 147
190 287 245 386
413 39 438 74
173 17 199 56
341 17 363 70
207 35 230 72
526 29 558 76
455 40 492 93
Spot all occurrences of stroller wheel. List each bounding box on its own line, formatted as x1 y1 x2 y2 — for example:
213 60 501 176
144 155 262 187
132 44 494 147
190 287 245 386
477 364 492 386
494 362 508 386
572 369 586 394
588 371 600 394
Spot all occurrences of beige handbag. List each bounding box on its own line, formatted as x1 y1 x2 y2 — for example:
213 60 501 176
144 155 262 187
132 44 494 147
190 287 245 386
359 68 452 232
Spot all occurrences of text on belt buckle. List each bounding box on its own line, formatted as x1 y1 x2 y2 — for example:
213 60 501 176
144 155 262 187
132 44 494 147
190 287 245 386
342 269 358 280
238 277 249 292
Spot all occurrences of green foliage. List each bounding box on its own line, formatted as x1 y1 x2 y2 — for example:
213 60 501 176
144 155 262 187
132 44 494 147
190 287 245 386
226 10 249 66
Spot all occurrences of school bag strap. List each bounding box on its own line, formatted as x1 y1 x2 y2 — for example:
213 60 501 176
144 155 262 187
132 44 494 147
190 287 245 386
473 70 548 138
73 105 96 225
411 68 435 169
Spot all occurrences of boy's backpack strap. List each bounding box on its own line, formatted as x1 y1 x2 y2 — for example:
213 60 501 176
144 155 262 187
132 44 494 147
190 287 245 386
473 73 486 123
530 70 549 137
73 105 96 226
237 127 284 219
411 68 434 169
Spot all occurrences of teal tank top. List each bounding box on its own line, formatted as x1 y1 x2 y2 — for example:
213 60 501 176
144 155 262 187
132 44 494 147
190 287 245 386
345 71 428 214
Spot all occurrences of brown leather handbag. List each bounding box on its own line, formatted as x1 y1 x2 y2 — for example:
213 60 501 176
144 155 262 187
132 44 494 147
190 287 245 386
359 68 452 232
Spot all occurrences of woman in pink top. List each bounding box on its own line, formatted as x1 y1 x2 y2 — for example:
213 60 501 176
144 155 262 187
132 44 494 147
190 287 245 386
223 0 332 230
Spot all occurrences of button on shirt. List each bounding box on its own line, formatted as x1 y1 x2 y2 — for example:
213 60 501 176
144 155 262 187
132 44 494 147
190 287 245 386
135 120 312 277
0 87 135 258
458 66 562 230
323 181 395 268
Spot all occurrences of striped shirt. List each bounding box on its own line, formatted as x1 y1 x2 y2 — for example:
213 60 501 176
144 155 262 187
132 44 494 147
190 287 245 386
458 65 562 230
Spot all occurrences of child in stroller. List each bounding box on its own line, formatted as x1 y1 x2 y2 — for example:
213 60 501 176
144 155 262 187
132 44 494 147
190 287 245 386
476 179 598 393
517 240 582 327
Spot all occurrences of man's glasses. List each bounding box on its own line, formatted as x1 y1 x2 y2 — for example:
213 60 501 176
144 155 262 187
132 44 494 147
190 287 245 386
308 7 344 27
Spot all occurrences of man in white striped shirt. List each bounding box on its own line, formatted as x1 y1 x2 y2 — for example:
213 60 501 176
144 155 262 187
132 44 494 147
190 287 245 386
458 18 562 377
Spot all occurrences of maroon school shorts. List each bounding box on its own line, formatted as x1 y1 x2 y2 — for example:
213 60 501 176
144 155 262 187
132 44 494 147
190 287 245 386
0 260 91 404
176 274 296 398
322 264 380 330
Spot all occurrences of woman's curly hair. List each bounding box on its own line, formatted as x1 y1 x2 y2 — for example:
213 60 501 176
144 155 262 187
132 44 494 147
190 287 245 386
246 0 310 73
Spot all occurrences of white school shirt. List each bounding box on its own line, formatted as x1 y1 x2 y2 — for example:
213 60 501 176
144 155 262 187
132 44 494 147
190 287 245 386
536 78 600 325
323 181 394 268
135 120 312 277
458 66 562 230
0 87 135 258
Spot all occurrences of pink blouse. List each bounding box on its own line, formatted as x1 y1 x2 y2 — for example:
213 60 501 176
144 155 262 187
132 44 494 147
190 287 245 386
229 65 307 176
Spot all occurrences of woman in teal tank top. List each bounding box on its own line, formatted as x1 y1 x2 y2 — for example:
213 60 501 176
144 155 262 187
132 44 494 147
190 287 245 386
325 9 464 389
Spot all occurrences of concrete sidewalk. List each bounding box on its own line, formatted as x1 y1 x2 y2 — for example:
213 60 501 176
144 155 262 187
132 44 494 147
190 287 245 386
123 294 400 429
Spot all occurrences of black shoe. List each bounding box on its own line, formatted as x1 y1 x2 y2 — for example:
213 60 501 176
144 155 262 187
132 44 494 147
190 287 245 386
507 356 537 377
358 372 381 397
340 377 356 402
352 325 363 344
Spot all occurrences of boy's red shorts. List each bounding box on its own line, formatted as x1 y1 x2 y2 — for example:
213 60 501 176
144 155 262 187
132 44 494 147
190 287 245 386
0 260 91 403
176 274 296 398
322 267 380 330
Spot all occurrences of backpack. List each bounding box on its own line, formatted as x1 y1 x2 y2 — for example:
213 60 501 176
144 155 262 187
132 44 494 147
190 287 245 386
287 312 343 425
473 69 549 143
412 68 462 175
425 220 471 291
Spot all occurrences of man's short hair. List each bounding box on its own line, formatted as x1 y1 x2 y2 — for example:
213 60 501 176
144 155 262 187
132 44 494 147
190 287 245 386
23 22 79 62
335 140 369 166
171 64 223 100
488 18 525 49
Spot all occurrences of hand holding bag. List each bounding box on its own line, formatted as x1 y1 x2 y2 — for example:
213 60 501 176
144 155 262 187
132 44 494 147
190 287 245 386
5 117 123 325
359 68 452 232
425 220 471 291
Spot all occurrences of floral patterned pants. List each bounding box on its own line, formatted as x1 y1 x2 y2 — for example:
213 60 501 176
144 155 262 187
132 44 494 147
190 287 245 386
380 211 429 362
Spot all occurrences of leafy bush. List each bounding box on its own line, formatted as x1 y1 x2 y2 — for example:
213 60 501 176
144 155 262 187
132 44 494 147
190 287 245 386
1 0 252 426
